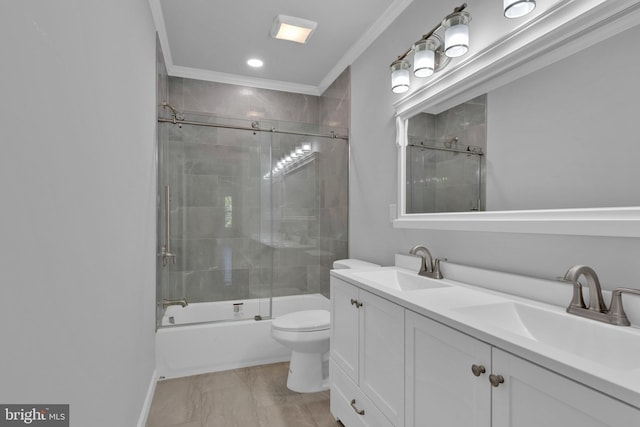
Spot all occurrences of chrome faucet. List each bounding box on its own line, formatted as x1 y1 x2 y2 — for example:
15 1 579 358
563 265 640 326
409 245 444 279
162 298 188 309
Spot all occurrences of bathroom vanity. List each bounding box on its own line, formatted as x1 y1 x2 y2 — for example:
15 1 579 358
329 264 640 427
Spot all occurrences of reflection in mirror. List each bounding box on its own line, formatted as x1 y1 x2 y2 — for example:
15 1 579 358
406 95 486 213
402 22 640 214
393 3 640 236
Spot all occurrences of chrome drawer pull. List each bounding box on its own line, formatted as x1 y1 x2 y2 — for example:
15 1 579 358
350 399 365 415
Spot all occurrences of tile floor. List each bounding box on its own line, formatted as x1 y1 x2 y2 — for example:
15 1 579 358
145 362 340 427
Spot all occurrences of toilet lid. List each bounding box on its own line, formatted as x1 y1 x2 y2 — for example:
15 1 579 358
272 310 330 332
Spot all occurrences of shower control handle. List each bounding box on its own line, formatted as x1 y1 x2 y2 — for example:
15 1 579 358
350 298 363 308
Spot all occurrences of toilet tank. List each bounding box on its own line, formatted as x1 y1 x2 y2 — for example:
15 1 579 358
332 259 380 269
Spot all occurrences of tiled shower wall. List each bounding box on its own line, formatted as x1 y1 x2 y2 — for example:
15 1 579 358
158 69 350 307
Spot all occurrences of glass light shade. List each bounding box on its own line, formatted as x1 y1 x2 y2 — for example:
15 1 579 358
390 60 411 93
413 39 438 78
443 12 471 58
504 0 536 18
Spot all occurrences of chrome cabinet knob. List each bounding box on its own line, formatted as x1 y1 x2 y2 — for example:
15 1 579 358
489 374 505 387
471 364 486 377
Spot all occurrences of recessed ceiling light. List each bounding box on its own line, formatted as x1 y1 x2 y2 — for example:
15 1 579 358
247 58 264 68
270 14 317 44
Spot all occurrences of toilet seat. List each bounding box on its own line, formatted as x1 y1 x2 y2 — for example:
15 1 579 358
272 310 330 332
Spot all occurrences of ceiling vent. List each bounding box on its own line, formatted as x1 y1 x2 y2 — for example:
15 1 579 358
270 14 317 44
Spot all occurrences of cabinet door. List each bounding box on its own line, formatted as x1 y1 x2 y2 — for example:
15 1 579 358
405 311 491 427
492 349 640 427
331 277 360 383
360 290 405 427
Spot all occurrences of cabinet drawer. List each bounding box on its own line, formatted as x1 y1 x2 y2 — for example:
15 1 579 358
330 360 394 427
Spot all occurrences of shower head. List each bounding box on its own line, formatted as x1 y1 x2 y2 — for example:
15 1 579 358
162 102 185 126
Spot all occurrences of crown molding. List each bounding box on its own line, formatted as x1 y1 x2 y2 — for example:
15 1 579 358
148 0 173 67
149 0 414 96
317 0 415 94
168 65 321 96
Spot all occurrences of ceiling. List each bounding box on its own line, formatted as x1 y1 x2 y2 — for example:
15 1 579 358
150 0 566 96
151 0 410 95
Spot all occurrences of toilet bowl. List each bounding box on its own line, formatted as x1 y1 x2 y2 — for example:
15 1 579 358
272 310 331 393
270 258 380 393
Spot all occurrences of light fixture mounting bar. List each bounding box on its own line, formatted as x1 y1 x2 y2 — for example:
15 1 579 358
391 3 467 65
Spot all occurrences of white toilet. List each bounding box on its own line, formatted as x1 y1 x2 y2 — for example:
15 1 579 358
271 258 380 393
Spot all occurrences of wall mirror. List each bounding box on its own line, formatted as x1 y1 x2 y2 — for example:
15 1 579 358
393 0 640 237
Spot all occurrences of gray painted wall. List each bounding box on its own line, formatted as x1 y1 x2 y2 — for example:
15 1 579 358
0 1 157 426
350 0 640 290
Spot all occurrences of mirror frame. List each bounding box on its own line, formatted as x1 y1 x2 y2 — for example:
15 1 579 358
393 0 640 237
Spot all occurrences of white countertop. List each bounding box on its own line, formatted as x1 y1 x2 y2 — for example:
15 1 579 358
331 265 640 409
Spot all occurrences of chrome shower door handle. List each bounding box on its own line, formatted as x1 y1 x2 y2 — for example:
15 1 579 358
160 185 177 266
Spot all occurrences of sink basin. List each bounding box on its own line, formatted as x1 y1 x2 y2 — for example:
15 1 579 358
454 302 640 369
350 269 450 292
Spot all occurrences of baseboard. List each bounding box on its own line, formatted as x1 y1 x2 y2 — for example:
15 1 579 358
136 369 158 427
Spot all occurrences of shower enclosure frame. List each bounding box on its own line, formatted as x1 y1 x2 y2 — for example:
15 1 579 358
155 107 349 330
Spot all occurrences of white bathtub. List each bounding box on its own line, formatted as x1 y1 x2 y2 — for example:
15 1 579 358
155 293 330 379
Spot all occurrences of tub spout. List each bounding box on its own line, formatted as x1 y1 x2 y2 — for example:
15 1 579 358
163 298 188 309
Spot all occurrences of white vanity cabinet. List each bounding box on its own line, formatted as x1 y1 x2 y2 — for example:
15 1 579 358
405 311 640 427
491 349 640 427
330 276 405 427
405 311 491 427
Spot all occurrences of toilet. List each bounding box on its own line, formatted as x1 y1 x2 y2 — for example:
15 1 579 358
271 258 380 393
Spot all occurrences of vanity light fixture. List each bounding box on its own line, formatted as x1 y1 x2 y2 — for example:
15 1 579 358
270 14 317 44
389 3 469 93
390 59 411 93
442 10 472 57
504 0 536 18
389 1 534 93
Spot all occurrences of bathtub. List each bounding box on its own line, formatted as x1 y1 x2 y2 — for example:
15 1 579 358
155 293 329 379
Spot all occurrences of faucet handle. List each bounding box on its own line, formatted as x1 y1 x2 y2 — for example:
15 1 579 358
608 288 640 326
431 258 447 280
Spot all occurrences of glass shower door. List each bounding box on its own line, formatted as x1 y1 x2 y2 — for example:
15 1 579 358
157 115 273 326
